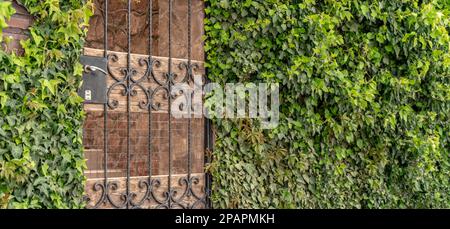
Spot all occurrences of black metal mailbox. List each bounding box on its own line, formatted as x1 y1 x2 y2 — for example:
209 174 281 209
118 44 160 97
78 55 107 104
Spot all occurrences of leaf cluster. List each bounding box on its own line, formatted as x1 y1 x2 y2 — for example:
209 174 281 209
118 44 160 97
205 0 450 208
0 0 92 208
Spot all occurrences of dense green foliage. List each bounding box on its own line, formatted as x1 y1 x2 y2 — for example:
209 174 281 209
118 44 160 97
0 0 92 208
205 0 450 208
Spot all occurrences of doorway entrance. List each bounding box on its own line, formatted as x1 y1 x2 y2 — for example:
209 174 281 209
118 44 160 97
81 0 210 209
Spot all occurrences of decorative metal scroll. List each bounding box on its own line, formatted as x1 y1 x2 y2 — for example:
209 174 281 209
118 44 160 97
83 0 211 209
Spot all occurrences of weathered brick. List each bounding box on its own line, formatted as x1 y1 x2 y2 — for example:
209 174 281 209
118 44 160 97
3 1 32 55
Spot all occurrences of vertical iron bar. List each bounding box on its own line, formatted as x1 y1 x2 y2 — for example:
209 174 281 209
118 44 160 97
204 115 213 209
126 0 132 209
202 0 212 209
168 0 173 208
103 0 109 196
204 0 213 206
103 0 108 58
147 0 153 202
187 0 192 181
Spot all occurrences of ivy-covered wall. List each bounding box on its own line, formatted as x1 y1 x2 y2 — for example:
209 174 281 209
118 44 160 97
0 0 92 208
205 0 450 208
1 0 450 210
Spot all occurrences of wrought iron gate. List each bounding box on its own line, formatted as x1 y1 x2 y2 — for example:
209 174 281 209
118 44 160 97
81 0 211 209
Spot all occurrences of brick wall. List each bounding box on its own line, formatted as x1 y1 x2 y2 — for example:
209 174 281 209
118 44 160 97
82 0 206 181
84 112 205 178
86 0 205 61
2 1 32 55
3 0 207 208
82 46 206 179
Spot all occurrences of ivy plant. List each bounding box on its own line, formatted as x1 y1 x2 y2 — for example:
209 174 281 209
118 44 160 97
205 0 450 208
0 0 92 208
